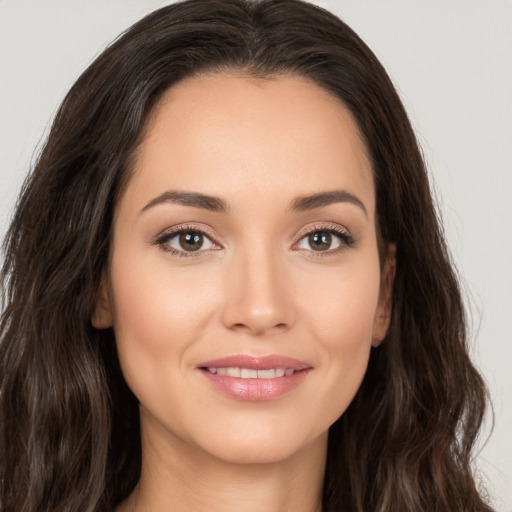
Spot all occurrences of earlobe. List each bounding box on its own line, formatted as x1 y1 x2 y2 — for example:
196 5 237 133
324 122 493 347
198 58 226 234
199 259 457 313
372 244 396 347
91 273 113 329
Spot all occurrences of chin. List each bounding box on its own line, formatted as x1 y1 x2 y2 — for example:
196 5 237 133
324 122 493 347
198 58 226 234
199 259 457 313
194 425 327 467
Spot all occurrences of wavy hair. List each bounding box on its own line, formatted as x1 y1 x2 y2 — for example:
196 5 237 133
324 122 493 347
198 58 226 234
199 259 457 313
0 0 493 510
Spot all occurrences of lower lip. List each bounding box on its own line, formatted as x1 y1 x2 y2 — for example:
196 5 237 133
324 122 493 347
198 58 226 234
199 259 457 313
200 369 310 401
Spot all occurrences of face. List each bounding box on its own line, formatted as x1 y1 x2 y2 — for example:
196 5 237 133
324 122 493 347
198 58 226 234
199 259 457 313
93 74 394 465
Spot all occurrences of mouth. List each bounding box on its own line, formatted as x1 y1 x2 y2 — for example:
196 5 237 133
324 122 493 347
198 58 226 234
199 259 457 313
197 355 312 401
203 367 298 378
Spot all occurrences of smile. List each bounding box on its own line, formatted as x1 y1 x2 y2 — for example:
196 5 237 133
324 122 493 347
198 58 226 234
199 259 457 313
206 367 295 378
198 355 312 401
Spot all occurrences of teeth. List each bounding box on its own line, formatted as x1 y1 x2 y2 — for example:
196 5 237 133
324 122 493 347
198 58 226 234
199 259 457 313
257 369 276 378
206 367 294 379
241 368 258 378
226 367 241 378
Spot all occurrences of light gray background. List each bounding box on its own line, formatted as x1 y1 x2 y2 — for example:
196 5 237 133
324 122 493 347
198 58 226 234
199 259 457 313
1 1 510 510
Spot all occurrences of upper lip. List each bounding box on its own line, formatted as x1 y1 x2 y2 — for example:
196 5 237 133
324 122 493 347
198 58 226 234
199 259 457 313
198 354 312 371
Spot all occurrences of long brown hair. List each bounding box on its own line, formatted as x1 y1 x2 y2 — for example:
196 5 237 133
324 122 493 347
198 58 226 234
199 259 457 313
0 1 493 510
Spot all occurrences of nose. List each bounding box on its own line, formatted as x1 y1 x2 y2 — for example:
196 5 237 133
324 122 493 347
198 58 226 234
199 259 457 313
221 245 294 336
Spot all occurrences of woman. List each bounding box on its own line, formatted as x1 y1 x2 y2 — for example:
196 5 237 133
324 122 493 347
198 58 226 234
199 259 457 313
0 0 493 511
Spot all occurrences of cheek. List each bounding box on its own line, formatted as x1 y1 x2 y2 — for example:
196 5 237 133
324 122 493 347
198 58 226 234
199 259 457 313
303 256 381 345
299 258 381 423
107 249 219 393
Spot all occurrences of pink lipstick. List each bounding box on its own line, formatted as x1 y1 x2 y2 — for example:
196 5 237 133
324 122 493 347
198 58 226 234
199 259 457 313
197 355 312 401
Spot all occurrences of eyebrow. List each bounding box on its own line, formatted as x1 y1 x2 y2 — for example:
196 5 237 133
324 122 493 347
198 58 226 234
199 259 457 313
141 190 228 214
140 189 367 217
290 190 368 217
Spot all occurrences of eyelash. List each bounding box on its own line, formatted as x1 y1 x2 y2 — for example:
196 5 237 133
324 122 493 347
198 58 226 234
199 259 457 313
154 224 220 258
294 223 355 257
153 223 355 258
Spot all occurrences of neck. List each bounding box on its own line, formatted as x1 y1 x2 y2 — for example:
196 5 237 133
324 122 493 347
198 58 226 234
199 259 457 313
117 415 327 512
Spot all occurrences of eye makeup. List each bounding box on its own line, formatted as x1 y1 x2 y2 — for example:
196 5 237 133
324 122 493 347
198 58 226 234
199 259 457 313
153 223 222 258
292 222 356 256
152 221 356 259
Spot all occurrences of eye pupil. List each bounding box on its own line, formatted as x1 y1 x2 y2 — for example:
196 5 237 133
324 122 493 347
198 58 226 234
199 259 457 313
179 232 203 251
309 231 332 251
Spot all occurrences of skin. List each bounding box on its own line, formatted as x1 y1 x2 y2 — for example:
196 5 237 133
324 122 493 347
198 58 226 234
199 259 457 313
93 73 395 512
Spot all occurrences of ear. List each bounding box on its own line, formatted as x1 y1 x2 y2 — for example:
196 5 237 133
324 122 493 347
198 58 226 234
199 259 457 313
372 244 396 347
91 273 113 329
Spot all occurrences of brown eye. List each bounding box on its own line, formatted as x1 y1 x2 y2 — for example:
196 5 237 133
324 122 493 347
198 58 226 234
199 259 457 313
161 229 216 254
297 229 347 253
308 231 333 251
179 232 204 251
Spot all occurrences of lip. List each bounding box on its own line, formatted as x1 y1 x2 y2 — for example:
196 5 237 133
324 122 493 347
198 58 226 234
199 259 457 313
198 354 312 371
197 354 312 401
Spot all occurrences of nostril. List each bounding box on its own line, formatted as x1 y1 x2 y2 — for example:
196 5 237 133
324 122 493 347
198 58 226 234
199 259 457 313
231 323 251 333
229 322 288 334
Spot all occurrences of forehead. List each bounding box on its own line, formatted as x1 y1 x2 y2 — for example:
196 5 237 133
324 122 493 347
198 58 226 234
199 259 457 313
123 73 375 217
